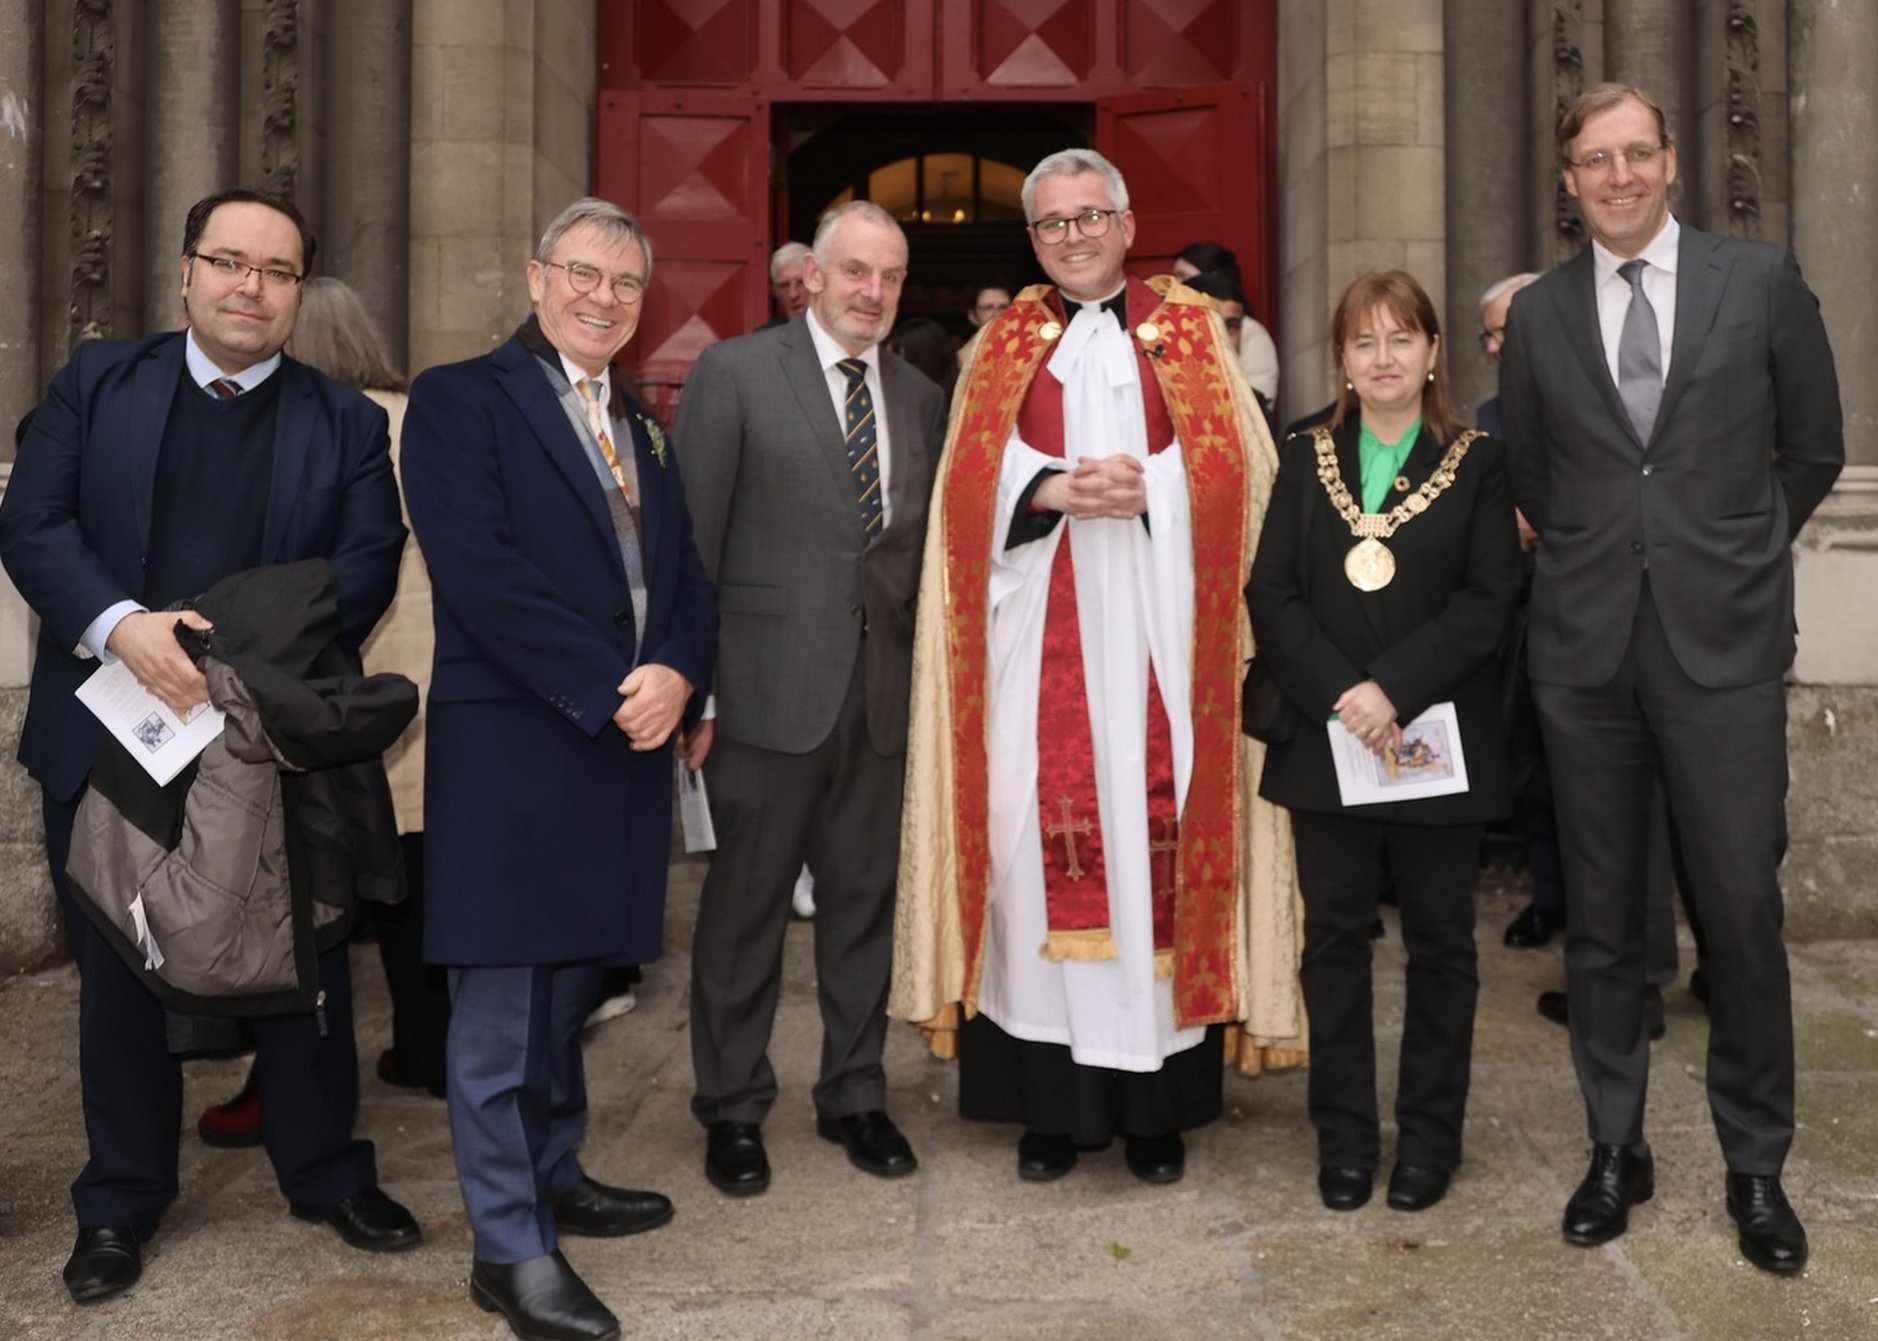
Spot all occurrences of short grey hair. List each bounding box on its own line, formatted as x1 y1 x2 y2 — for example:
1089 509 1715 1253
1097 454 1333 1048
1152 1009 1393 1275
536 197 653 276
811 201 903 266
769 240 810 281
1021 149 1130 220
1479 272 1542 310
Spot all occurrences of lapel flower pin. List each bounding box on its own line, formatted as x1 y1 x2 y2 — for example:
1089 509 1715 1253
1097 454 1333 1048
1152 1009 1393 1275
641 415 669 468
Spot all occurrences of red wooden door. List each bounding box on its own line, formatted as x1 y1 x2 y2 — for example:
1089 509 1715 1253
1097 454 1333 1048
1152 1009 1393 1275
1096 83 1273 325
595 91 773 421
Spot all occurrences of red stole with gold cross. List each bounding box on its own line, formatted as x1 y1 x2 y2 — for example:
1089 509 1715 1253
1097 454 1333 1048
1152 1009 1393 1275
941 275 1251 1027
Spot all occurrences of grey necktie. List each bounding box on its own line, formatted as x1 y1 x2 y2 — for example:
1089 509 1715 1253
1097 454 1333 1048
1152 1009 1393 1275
1616 258 1662 442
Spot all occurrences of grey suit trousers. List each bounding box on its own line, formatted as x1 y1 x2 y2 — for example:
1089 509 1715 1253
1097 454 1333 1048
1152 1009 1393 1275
1535 581 1793 1174
689 644 902 1125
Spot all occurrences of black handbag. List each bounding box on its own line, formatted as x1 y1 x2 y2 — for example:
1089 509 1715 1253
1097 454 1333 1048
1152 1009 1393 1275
1241 654 1298 744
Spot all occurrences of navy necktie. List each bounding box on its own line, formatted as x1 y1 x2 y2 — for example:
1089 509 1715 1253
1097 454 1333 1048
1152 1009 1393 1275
836 357 883 536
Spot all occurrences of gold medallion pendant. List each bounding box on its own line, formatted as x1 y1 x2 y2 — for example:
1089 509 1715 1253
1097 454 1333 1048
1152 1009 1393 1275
1344 537 1396 591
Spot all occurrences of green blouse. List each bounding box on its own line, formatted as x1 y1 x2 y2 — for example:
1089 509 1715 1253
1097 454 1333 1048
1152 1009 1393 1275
1358 417 1421 513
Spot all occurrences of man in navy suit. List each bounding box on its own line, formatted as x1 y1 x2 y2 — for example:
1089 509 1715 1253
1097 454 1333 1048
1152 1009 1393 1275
0 188 417 1305
402 198 716 1341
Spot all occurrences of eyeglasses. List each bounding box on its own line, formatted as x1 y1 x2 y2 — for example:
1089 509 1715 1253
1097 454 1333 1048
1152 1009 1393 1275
188 252 304 289
1477 327 1505 351
1565 142 1666 174
1028 209 1120 244
542 259 647 303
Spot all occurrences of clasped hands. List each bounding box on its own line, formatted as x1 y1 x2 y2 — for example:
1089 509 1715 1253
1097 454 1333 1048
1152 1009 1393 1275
1334 679 1402 757
613 663 694 754
1034 454 1147 520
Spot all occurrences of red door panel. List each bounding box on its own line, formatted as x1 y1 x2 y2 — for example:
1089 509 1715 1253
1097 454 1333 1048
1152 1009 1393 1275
596 92 772 416
1095 82 1273 324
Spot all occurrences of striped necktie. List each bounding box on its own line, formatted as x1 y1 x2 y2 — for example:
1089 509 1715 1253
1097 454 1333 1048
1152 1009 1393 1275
577 377 633 502
209 377 242 400
835 357 883 536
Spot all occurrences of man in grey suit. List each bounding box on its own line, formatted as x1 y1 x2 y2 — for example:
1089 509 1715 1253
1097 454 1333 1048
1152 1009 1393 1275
675 201 947 1194
1501 82 1843 1274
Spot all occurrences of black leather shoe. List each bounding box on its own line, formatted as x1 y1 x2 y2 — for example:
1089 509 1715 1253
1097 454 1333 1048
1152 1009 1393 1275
817 1109 918 1178
1503 902 1563 948
63 1226 146 1304
470 1251 620 1341
1386 1164 1451 1212
705 1120 770 1195
1563 1145 1654 1245
289 1185 422 1252
1017 1131 1077 1182
1318 1166 1373 1211
1123 1132 1185 1185
1538 989 1664 1040
552 1175 673 1237
1726 1173 1808 1273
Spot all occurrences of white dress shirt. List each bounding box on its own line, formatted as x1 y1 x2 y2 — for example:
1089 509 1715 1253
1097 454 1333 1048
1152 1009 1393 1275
804 309 894 530
1592 214 1680 389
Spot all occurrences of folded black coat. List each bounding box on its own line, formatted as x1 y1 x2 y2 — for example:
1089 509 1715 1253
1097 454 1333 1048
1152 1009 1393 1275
65 559 416 1021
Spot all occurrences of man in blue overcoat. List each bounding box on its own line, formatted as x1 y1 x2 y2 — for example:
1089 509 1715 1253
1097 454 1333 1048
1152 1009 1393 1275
402 197 716 1341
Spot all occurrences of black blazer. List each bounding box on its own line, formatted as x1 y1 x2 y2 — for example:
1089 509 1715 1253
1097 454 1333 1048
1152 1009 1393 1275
1500 225 1843 690
1247 420 1521 825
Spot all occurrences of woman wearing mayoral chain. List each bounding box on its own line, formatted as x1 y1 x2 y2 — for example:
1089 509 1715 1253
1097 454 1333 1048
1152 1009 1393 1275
1247 270 1521 1215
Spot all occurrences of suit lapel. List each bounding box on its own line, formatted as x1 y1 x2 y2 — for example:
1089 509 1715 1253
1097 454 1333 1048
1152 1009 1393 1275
876 357 918 550
116 337 188 559
779 323 865 537
261 358 316 560
626 404 664 566
493 339 620 563
1553 248 1639 446
1653 227 1727 444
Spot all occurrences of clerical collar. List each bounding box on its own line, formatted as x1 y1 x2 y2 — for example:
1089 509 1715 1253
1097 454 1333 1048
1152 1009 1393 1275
1066 285 1127 327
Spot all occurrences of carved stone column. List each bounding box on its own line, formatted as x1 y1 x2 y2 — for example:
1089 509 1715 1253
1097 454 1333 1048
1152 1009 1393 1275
141 0 239 334
69 0 117 348
1527 0 1602 270
0 0 44 446
1790 0 1878 468
324 0 412 363
1444 0 1526 421
1604 0 1695 221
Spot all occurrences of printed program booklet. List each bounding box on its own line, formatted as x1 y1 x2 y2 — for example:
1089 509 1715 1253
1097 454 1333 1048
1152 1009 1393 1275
1328 700 1469 807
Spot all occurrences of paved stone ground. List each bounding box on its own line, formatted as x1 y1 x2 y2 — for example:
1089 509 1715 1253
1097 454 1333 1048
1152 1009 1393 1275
3 855 1877 1340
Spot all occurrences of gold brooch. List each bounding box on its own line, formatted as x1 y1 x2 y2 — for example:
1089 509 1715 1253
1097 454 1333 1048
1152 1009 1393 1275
1135 321 1161 344
1038 320 1063 342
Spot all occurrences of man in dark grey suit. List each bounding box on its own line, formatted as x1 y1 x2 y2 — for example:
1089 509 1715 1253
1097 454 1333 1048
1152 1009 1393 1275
1501 82 1843 1274
675 201 947 1195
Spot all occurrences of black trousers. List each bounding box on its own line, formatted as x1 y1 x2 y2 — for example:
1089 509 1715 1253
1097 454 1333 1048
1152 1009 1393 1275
1291 809 1481 1173
1535 581 1792 1173
367 832 450 1092
45 790 376 1231
958 1013 1223 1147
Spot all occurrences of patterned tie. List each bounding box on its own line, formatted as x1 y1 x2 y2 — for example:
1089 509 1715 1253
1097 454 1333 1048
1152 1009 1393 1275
836 357 883 536
1616 259 1663 443
209 377 242 400
576 377 633 502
